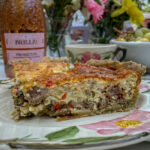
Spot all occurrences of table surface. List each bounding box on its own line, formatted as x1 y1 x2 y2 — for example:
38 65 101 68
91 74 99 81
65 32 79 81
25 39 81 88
0 58 150 150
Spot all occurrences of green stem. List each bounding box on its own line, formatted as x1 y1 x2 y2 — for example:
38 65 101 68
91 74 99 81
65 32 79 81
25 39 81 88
57 47 61 57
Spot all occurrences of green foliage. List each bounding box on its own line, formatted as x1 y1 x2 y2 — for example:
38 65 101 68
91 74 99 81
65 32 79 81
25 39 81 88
143 0 150 13
133 0 147 9
143 6 150 12
94 0 102 5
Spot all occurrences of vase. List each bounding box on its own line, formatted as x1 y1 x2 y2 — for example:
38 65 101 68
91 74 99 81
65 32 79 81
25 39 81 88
46 34 66 57
46 17 72 58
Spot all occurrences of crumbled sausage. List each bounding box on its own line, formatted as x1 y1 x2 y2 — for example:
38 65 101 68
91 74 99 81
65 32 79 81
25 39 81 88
26 87 49 105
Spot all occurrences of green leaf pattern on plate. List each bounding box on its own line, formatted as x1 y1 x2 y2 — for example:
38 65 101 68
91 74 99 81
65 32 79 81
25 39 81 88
0 80 10 84
104 55 111 59
63 136 124 144
45 126 79 141
142 89 150 93
67 50 80 63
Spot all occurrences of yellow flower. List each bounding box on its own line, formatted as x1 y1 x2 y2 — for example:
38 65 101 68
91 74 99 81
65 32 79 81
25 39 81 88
111 0 144 26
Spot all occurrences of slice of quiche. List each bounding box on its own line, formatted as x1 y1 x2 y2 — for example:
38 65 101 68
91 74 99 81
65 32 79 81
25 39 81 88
11 57 146 121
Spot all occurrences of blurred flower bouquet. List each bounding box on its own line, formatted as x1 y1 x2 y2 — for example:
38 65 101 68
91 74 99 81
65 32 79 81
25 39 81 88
42 0 144 58
42 0 107 56
91 0 144 44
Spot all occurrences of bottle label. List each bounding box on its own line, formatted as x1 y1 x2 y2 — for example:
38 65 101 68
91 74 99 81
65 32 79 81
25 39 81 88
5 33 45 49
4 33 45 64
7 49 45 64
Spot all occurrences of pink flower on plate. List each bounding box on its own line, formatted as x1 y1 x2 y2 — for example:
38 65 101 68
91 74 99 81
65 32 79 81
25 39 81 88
139 84 150 91
92 52 101 60
85 0 107 24
80 110 150 135
81 52 101 63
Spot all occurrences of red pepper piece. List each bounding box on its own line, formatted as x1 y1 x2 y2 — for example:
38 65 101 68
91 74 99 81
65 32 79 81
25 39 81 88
69 104 74 108
55 103 61 111
61 93 67 100
118 94 123 99
46 81 55 87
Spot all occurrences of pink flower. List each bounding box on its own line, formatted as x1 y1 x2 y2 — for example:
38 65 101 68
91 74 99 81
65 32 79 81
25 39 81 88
85 0 107 24
81 52 101 63
80 110 150 135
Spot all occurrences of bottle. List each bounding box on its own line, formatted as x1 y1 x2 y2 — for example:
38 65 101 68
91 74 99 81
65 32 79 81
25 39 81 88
1 0 46 64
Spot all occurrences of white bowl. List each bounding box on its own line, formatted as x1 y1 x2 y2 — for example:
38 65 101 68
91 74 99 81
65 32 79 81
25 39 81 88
111 40 150 68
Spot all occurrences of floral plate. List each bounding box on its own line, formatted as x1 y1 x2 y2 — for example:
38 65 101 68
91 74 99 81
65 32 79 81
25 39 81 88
0 79 150 150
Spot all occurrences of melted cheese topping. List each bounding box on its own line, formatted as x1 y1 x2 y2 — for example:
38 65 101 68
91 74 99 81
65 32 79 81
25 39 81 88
13 59 140 93
13 61 70 83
